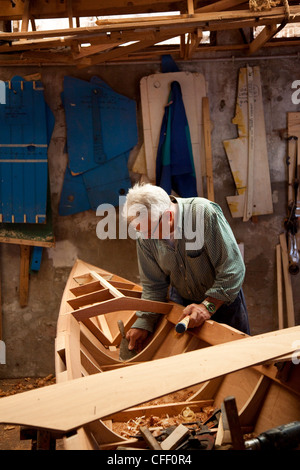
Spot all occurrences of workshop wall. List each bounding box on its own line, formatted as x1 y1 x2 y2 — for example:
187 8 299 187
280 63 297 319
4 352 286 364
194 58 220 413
0 51 299 378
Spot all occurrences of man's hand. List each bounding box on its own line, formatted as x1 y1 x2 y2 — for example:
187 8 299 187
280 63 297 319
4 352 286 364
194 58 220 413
126 328 149 353
179 303 211 328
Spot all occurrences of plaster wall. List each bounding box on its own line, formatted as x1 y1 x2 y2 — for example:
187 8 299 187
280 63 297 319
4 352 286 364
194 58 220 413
0 53 299 377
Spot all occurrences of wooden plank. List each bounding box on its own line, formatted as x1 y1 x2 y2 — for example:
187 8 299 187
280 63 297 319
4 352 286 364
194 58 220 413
140 71 206 196
279 232 295 327
160 423 190 450
67 289 113 309
224 66 273 219
202 97 215 201
243 65 254 221
195 0 247 13
90 271 125 298
105 399 213 421
140 426 162 450
20 245 30 307
21 0 31 33
238 375 271 427
71 296 172 321
276 244 284 330
0 326 299 432
248 24 278 55
222 396 245 449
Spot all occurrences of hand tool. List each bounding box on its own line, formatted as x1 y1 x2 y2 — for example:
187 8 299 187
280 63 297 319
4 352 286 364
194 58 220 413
175 316 190 333
117 320 137 361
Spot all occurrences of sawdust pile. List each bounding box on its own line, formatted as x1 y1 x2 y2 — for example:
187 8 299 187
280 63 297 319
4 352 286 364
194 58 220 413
249 0 281 11
0 375 55 397
111 391 216 439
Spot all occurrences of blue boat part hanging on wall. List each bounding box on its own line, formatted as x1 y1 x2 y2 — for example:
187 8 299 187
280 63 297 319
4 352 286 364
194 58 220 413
59 76 137 216
0 76 54 224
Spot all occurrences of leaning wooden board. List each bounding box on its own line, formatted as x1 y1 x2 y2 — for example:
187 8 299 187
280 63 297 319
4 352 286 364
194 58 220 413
223 66 273 220
140 71 206 196
0 325 299 433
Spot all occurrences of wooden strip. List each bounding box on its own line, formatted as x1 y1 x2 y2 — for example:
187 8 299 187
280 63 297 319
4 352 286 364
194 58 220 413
70 280 104 297
90 271 124 298
105 399 213 421
21 0 31 33
279 233 295 327
244 65 254 221
195 0 246 13
71 297 172 321
238 375 271 427
202 97 215 201
248 24 278 55
0 326 299 432
67 289 113 309
276 244 284 329
223 396 245 449
140 426 162 450
2 7 299 41
160 424 190 450
20 245 30 307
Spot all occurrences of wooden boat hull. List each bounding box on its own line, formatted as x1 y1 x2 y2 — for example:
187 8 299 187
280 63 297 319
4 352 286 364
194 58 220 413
53 259 300 450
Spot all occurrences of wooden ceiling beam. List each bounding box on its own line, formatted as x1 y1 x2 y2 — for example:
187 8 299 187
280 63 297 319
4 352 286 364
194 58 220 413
76 32 179 67
247 23 279 54
20 0 31 33
0 6 299 42
195 0 247 13
0 0 186 21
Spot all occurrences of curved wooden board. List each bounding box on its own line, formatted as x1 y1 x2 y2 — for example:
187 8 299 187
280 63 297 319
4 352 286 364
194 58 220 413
0 326 299 433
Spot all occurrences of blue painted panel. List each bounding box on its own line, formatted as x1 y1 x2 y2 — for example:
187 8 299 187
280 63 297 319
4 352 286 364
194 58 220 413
90 76 138 163
0 76 53 224
62 76 98 174
59 166 91 216
63 76 138 172
82 151 131 210
30 246 43 271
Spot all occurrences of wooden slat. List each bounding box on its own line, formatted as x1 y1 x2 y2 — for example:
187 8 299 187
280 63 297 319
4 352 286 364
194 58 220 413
248 23 278 55
0 326 299 432
67 289 113 309
238 375 271 427
202 97 215 201
71 296 172 321
20 245 30 307
105 399 214 421
276 244 284 329
21 0 31 33
279 232 295 327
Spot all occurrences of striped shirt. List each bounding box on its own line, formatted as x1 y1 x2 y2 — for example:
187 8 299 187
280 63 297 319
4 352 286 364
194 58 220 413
132 196 245 332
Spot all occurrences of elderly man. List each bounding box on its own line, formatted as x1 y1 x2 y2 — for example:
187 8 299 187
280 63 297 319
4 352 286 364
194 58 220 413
122 183 250 352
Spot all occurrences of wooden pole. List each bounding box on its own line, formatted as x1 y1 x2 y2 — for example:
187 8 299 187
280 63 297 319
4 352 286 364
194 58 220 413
202 97 215 201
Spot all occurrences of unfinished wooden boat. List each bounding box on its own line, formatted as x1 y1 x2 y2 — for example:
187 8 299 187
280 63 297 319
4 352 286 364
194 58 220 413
51 259 300 450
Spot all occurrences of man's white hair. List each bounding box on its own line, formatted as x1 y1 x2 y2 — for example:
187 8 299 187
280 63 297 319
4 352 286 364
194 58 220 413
122 183 170 223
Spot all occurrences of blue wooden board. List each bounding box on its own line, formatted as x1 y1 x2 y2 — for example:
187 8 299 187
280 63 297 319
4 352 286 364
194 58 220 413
82 151 131 210
0 76 54 224
60 76 137 215
59 166 91 216
63 76 138 173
